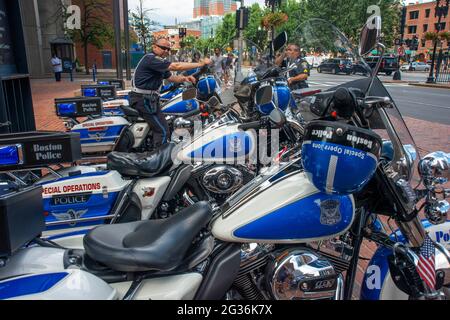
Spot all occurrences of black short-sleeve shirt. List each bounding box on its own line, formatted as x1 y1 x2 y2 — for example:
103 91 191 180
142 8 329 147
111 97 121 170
281 57 310 90
133 53 172 91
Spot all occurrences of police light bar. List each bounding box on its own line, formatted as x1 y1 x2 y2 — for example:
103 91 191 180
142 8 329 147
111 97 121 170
56 103 77 117
55 97 103 118
82 88 97 97
0 145 23 166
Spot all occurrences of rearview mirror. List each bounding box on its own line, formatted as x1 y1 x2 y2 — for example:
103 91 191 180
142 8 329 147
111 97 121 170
269 109 286 127
182 88 197 101
255 85 273 106
273 31 288 52
359 16 381 56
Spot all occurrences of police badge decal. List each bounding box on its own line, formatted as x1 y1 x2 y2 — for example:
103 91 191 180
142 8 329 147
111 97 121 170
319 199 341 226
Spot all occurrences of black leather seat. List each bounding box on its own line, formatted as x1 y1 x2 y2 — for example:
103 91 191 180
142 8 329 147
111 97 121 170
107 143 175 177
83 201 212 272
121 105 140 117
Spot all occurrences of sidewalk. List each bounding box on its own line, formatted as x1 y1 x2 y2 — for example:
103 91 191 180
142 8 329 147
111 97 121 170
382 79 450 89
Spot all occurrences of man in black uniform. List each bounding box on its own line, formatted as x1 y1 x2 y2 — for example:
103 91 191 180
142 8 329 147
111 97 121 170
130 38 211 148
275 43 310 90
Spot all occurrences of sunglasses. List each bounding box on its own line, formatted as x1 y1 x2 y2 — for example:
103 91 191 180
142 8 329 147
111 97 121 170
156 44 171 51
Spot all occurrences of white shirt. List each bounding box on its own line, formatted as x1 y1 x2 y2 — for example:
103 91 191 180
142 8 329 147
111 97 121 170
51 57 63 73
211 54 225 74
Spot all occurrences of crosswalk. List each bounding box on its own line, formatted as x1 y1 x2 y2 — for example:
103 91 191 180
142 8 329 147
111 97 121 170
307 80 411 88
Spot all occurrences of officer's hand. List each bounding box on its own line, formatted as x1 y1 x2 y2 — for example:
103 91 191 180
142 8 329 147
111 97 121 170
287 78 293 85
185 76 197 84
202 58 212 66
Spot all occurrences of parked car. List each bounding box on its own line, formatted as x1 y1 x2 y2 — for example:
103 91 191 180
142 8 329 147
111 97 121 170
317 58 352 75
364 56 399 75
351 61 371 76
400 62 430 72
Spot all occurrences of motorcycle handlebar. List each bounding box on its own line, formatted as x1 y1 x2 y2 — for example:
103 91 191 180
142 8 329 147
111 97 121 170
239 121 262 131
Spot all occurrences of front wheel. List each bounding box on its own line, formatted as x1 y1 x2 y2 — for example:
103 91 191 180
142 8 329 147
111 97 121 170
386 71 392 76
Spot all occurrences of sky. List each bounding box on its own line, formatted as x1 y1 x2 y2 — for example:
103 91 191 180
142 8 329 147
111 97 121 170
127 0 267 26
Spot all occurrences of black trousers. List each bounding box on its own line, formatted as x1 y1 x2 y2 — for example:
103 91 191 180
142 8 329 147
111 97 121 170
129 92 170 149
55 72 62 82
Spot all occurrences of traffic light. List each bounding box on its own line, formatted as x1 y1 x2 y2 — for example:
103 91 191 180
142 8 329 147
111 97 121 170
400 6 407 40
236 7 249 30
412 35 419 50
178 28 187 38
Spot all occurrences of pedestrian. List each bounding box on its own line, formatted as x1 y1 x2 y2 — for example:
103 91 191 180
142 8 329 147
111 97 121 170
51 53 63 82
223 53 234 87
129 38 211 149
211 48 225 85
275 43 310 90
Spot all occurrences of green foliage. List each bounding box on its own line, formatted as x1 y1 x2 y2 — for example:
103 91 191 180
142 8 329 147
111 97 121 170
214 13 237 49
130 0 160 53
66 0 114 74
244 3 269 52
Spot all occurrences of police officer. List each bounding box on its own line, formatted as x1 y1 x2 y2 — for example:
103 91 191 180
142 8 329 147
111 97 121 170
275 43 310 90
130 38 211 148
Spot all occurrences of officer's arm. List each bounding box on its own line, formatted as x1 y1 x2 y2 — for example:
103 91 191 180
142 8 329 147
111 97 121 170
288 73 308 83
168 58 211 72
167 74 190 83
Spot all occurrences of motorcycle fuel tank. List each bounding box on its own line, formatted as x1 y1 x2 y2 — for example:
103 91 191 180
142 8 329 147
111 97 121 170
161 94 199 115
212 171 355 243
72 116 129 154
177 124 257 163
257 81 292 115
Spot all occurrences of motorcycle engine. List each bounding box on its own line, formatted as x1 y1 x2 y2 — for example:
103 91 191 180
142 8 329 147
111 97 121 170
202 166 244 194
266 248 340 300
230 245 344 300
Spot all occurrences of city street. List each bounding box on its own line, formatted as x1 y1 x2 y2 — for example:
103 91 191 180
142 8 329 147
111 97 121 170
306 69 450 125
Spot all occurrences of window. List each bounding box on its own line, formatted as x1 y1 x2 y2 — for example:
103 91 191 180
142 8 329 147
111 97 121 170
409 11 419 19
423 24 428 32
408 25 417 34
435 22 446 31
425 9 430 18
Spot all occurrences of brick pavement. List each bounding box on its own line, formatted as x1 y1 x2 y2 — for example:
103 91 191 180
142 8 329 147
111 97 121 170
30 78 449 299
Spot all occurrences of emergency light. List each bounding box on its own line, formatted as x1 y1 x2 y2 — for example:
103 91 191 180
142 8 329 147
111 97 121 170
0 145 22 166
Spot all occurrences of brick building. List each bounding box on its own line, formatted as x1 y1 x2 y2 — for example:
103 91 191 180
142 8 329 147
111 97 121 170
193 0 237 18
152 28 202 51
72 0 123 70
403 1 450 60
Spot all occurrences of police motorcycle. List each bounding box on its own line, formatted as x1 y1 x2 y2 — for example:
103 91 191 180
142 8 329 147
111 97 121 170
0 91 220 245
1 19 449 301
59 65 222 157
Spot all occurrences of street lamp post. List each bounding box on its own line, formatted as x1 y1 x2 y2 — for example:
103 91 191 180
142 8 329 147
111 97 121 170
427 0 449 83
123 0 131 81
113 0 123 79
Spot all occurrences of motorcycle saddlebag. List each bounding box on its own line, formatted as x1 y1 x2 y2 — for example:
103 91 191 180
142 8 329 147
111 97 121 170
0 185 45 258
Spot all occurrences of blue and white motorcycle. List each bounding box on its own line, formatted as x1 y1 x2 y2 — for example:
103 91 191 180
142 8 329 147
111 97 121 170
1 19 449 300
62 68 221 156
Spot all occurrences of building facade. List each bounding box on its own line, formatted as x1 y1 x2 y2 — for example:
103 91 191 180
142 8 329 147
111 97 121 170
153 28 201 50
194 0 237 18
404 1 450 60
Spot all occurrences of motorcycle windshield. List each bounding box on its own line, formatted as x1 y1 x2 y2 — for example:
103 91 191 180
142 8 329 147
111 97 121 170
295 19 421 185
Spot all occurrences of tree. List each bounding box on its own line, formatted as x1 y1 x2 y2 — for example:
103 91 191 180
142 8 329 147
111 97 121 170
244 3 269 51
66 0 114 74
214 13 237 50
130 0 160 53
301 0 401 48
